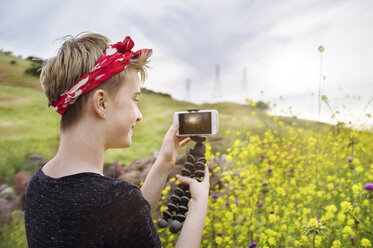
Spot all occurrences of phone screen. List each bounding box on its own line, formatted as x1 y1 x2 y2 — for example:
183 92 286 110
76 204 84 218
178 112 212 135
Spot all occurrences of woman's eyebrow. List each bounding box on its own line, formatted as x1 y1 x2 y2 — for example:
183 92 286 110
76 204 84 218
133 91 141 96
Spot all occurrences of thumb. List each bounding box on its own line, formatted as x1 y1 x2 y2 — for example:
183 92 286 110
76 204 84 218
167 123 179 136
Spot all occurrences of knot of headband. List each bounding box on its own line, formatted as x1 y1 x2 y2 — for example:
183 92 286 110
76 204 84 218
51 36 152 115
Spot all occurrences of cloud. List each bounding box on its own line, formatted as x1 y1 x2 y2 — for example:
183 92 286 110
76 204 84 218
0 0 372 127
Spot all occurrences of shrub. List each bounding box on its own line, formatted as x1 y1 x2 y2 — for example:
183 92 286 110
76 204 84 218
0 211 27 248
24 56 44 77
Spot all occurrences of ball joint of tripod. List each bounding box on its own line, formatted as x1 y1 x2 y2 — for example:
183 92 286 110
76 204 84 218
157 140 207 233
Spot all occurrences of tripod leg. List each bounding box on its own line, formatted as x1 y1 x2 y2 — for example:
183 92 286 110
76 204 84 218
157 140 207 234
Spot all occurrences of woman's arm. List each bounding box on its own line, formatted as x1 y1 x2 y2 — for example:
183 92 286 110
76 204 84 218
140 158 170 215
174 165 210 248
175 199 208 248
141 123 191 214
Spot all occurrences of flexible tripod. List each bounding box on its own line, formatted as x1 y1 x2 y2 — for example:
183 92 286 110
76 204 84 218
157 119 207 233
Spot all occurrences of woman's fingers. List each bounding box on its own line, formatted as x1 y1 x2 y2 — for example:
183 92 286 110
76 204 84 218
176 163 210 184
179 137 192 147
176 174 193 185
202 163 210 183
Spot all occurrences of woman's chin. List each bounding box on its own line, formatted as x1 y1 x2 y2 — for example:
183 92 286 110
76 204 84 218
105 135 131 148
124 133 132 147
110 131 132 148
125 140 131 148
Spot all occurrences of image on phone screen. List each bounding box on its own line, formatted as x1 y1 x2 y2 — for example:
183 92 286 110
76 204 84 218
179 112 212 135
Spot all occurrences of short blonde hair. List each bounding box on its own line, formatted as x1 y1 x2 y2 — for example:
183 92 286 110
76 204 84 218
40 32 151 132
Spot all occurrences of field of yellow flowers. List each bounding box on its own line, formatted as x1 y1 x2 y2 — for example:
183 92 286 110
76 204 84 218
157 118 373 248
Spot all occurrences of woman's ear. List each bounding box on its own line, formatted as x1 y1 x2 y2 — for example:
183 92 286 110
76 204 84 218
92 89 108 118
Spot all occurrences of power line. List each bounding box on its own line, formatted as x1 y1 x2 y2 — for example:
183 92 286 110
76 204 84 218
240 66 248 102
184 78 191 101
213 64 222 101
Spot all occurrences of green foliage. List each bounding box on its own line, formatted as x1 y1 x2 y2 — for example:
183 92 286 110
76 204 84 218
141 87 172 98
0 211 28 248
24 57 44 77
256 101 270 111
0 52 41 90
302 220 329 236
158 122 373 247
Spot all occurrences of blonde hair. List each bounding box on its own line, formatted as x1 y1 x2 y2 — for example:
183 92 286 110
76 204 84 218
40 32 151 132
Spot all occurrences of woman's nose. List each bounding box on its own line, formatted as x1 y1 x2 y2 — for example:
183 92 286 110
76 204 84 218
136 108 143 122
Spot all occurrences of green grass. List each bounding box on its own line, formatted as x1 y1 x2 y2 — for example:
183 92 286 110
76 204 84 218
0 85 59 183
0 211 27 248
0 52 41 90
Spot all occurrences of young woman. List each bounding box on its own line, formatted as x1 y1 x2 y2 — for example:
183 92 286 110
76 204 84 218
24 32 210 248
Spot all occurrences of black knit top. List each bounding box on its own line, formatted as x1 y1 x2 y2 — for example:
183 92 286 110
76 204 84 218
24 161 162 248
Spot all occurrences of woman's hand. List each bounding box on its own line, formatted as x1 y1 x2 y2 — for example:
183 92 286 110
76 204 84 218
176 164 210 208
158 123 192 172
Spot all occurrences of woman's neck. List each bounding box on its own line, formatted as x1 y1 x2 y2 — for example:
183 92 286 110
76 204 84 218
43 123 106 178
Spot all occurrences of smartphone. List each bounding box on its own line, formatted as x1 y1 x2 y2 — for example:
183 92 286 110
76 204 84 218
173 110 219 136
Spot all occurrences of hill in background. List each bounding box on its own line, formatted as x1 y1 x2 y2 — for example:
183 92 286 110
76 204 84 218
0 51 325 184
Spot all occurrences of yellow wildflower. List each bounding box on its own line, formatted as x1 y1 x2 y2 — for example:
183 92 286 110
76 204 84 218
362 238 372 248
342 226 352 236
331 240 341 248
268 237 276 246
309 218 319 228
215 236 223 245
356 165 364 174
341 201 352 213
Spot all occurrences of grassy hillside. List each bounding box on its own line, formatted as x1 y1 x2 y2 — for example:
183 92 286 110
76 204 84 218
0 51 324 184
0 52 41 90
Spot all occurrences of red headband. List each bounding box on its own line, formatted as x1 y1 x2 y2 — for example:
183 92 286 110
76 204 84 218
51 36 152 115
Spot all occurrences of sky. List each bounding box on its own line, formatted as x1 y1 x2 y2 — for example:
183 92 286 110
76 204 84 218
0 0 372 129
